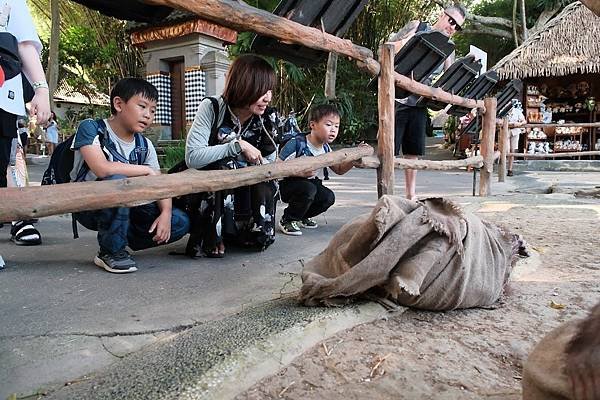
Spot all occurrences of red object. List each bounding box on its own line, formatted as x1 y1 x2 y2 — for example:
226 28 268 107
0 67 5 87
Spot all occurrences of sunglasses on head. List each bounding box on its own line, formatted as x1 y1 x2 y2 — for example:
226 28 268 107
445 12 463 31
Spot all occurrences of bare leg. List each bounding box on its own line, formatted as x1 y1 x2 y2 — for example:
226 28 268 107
508 135 516 172
404 154 418 200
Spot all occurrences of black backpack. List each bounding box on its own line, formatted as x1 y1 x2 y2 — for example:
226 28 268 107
41 119 148 237
42 119 149 184
278 132 331 180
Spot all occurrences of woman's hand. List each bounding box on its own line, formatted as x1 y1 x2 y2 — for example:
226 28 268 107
29 88 51 125
239 139 264 165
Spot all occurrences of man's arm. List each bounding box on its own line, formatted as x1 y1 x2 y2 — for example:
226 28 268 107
388 20 420 54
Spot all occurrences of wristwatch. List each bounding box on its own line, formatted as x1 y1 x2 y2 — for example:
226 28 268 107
232 139 242 155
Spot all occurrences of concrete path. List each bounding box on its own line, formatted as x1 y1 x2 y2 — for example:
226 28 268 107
1 145 599 398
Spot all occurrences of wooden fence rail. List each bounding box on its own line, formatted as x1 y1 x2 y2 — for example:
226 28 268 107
0 147 373 222
356 155 484 170
508 151 600 159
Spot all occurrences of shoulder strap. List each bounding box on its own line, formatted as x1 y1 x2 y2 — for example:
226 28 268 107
295 133 308 157
133 133 149 165
206 97 221 146
416 21 428 33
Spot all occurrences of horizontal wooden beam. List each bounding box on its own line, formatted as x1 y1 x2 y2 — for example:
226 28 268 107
356 155 484 170
509 151 600 159
143 0 484 110
0 146 373 222
508 122 600 129
392 71 484 110
144 0 374 63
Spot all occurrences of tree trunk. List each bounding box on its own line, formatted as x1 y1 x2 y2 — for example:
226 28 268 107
376 44 395 198
46 0 60 109
520 0 528 42
479 97 497 197
324 52 338 100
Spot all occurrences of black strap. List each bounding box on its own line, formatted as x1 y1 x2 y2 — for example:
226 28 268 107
205 97 221 146
416 21 428 33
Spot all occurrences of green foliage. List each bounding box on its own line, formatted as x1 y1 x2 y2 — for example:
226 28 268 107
455 0 574 65
162 143 186 170
35 0 143 97
59 105 110 138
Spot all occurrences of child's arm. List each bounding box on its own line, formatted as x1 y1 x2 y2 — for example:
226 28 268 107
151 198 172 244
278 138 316 178
80 145 157 178
329 160 354 175
74 120 156 179
330 143 372 175
144 142 172 244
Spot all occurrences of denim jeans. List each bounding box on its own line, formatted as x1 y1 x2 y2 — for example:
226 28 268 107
73 175 190 254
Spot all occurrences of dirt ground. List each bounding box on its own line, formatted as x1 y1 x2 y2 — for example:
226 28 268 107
237 195 600 400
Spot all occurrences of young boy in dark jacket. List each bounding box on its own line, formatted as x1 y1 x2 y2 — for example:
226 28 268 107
278 104 357 236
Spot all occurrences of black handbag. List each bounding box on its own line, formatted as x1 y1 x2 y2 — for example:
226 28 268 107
0 31 21 85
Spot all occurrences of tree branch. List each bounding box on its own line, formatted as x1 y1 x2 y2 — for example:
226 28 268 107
468 14 514 29
530 6 561 34
430 0 514 29
462 22 513 39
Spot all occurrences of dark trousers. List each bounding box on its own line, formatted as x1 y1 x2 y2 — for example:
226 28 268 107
280 177 335 222
74 175 190 254
0 135 11 188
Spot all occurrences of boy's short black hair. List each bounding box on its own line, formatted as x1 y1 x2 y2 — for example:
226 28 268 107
309 104 341 123
110 78 159 115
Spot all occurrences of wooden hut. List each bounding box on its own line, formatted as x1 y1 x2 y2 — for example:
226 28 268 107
494 1 600 156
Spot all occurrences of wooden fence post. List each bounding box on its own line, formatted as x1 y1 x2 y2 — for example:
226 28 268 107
479 97 497 196
376 43 395 198
498 118 509 182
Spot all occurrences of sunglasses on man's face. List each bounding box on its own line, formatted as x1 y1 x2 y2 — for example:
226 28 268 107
445 12 463 31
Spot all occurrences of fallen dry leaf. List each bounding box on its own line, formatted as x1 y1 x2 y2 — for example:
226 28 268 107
550 300 566 309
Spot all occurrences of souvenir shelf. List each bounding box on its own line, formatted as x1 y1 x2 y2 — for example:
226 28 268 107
523 84 597 158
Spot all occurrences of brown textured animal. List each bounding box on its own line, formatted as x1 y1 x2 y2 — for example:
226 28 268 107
523 302 600 400
580 0 600 17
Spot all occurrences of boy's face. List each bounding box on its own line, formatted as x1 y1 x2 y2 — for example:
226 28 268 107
310 114 340 144
113 94 157 132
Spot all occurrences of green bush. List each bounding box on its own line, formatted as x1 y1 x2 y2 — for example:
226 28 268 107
162 143 186 171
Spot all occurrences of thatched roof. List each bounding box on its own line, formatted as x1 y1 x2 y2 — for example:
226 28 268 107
494 1 600 79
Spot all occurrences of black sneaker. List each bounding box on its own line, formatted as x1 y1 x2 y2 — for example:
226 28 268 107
278 219 302 236
300 218 318 229
94 250 137 274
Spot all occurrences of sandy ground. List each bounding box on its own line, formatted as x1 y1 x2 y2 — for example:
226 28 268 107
237 195 600 400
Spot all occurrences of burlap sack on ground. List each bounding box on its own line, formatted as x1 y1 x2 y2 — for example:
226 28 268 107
300 195 518 310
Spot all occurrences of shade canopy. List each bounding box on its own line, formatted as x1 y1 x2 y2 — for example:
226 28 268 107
69 0 172 22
